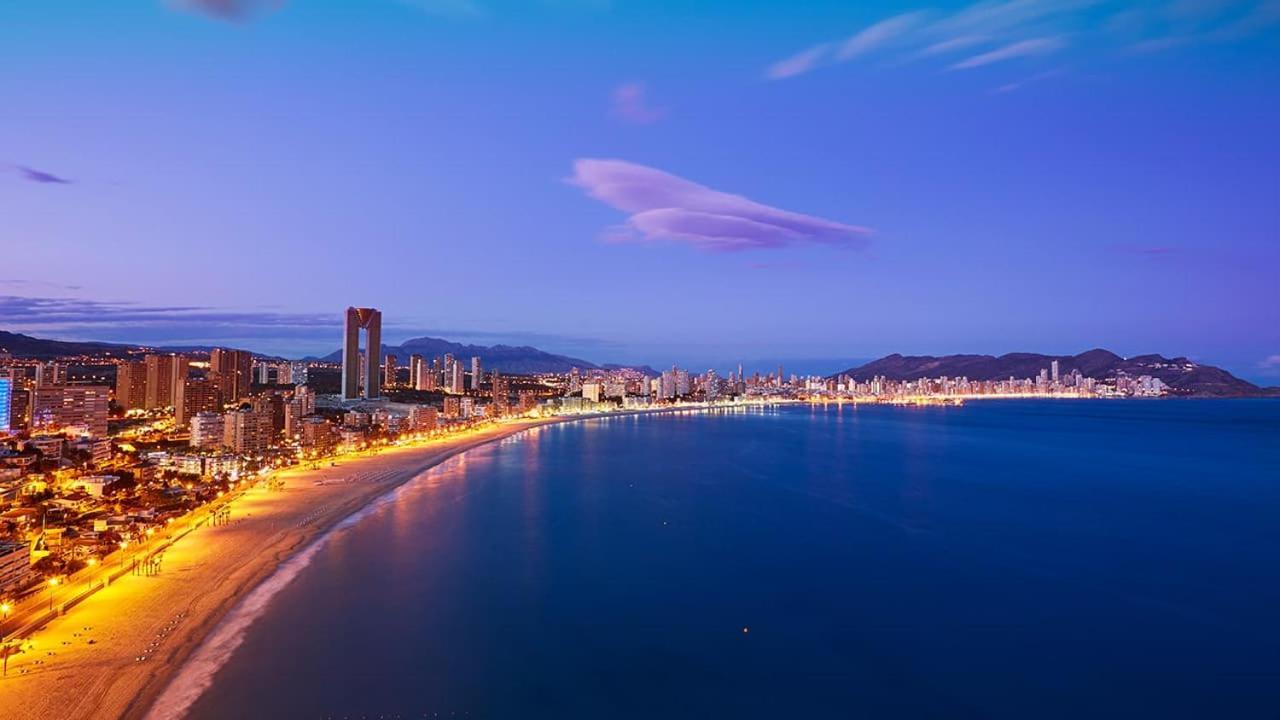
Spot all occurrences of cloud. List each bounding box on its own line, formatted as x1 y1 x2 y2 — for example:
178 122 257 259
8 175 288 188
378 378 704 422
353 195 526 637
951 37 1066 69
0 294 622 358
567 159 871 253
991 67 1066 92
837 12 929 60
765 43 833 79
919 34 990 56
0 295 335 333
611 82 666 124
16 165 71 184
173 0 284 22
765 0 1280 86
1260 354 1280 370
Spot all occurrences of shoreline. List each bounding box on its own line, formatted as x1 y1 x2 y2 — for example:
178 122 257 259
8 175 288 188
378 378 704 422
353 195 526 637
134 405 733 719
128 416 566 720
0 406 719 720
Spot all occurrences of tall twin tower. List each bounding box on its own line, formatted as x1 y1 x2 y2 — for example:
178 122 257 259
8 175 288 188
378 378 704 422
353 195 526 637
342 306 382 401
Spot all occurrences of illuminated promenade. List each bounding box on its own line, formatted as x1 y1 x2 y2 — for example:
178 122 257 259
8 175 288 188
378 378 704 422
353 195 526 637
0 418 563 720
0 404 752 720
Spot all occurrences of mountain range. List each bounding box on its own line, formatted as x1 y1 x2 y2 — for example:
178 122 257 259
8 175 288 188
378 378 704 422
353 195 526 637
836 349 1275 397
2 331 1273 396
310 336 657 375
0 331 651 375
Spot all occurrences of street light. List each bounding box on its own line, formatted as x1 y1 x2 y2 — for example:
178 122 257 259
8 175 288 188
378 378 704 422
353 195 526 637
119 540 130 568
47 577 60 612
1 600 12 676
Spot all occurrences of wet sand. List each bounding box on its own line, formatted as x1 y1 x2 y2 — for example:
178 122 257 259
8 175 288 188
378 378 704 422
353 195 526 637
0 418 562 720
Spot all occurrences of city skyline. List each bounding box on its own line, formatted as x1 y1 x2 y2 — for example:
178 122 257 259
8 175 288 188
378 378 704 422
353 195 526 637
3 1 1278 379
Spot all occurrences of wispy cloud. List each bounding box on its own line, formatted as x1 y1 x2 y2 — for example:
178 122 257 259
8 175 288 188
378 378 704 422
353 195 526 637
567 159 872 253
919 34 990 56
611 82 666 124
765 43 834 79
14 165 72 184
173 0 284 22
0 295 333 332
0 294 622 358
837 12 929 60
991 67 1065 92
951 37 1066 69
1259 354 1280 374
765 0 1280 86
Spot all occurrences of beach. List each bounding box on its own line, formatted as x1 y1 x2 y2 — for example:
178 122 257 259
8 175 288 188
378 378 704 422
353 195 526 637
0 417 563 720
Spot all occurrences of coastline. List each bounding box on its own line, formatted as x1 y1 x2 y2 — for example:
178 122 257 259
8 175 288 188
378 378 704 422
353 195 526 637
0 407 716 720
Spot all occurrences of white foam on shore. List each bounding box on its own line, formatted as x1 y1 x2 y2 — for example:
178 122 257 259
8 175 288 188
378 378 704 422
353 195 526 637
142 412 684 719
142 453 474 720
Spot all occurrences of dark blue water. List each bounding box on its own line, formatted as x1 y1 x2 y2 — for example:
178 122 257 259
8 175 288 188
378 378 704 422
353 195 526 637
185 401 1280 719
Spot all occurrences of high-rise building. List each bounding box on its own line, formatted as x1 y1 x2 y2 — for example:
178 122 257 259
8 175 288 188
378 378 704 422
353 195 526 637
223 406 272 455
1051 360 1060 384
491 372 509 416
449 361 465 395
178 377 222 426
384 354 398 389
284 386 316 438
659 369 675 400
409 405 437 432
675 368 690 396
210 348 253 404
34 362 65 387
189 411 224 448
31 385 110 437
409 354 424 389
114 360 147 411
1 369 30 432
471 356 482 390
342 307 382 400
568 367 582 393
144 353 187 410
0 377 10 435
286 362 308 386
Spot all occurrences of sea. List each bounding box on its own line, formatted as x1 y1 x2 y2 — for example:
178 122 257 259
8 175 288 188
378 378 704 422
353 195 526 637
179 400 1280 719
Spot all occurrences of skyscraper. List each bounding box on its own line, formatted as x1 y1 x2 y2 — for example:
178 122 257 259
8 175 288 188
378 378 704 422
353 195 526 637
491 371 509 415
0 377 10 435
449 360 465 395
384 354 398 389
342 307 382 400
114 360 147 411
31 385 110 437
210 348 253 404
1051 360 1060 384
471 356 482 390
178 377 221 426
145 353 186 409
410 354 424 389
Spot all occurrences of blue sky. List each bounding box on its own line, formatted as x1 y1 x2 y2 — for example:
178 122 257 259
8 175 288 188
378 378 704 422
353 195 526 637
2 0 1278 380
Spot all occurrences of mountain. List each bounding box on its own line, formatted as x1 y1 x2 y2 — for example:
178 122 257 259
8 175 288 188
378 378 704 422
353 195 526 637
314 336 619 375
835 349 1276 397
0 331 137 360
0 331 283 361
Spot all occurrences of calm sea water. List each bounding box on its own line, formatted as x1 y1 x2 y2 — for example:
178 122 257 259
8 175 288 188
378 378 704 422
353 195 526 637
184 401 1280 719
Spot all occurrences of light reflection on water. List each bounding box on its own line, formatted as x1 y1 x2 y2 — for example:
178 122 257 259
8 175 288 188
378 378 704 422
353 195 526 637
183 401 1280 720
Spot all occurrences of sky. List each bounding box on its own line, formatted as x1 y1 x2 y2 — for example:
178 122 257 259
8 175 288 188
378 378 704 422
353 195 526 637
2 0 1278 380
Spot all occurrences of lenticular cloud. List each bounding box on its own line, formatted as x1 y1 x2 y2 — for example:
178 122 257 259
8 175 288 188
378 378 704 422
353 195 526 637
568 159 871 252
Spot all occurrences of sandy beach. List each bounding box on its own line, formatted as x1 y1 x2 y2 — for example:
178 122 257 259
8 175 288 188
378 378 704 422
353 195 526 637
0 417 565 720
